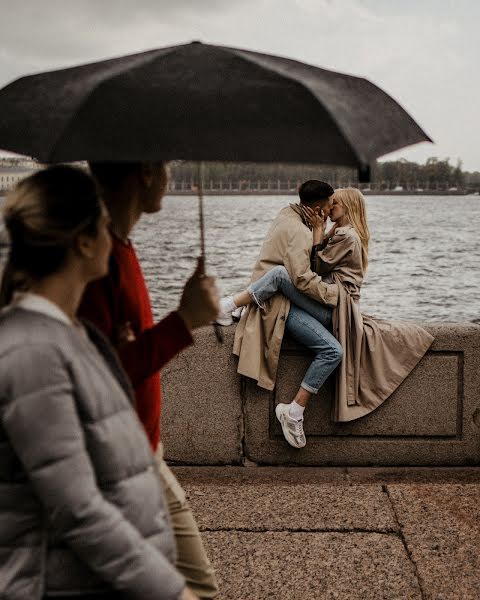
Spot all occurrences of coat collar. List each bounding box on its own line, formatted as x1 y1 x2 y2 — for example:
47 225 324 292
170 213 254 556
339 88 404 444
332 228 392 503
289 203 311 230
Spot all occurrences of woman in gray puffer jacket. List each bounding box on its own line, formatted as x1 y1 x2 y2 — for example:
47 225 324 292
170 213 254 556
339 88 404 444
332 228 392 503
0 166 197 600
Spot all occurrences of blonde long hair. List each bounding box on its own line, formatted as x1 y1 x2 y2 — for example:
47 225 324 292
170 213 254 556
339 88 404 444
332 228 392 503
334 187 370 271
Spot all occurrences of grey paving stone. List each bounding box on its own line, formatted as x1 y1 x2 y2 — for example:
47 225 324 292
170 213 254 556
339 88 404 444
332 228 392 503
172 466 349 486
202 531 422 600
387 484 480 600
182 482 397 533
347 467 480 485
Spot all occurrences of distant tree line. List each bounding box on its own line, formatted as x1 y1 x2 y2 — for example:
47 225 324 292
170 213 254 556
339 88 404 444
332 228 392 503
1 156 479 192
169 157 480 192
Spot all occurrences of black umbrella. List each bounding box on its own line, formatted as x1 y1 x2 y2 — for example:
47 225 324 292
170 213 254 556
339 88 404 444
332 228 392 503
0 42 431 339
0 41 430 167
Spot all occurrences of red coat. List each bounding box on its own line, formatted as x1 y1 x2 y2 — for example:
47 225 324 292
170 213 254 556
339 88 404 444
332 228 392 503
79 234 192 450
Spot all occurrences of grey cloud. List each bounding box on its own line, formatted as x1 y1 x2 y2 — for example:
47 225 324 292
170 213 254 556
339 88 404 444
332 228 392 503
0 0 253 84
0 0 478 168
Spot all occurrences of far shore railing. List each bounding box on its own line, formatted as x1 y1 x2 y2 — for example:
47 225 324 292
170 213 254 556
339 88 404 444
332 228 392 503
166 180 479 195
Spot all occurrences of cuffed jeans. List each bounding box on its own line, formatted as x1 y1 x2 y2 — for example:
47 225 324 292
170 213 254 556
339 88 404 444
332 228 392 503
249 265 343 393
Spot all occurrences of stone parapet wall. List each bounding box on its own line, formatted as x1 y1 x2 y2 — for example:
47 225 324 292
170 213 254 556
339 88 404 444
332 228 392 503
161 323 480 466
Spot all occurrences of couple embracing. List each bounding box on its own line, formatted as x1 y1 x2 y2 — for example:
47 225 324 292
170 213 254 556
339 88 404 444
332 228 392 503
217 180 433 448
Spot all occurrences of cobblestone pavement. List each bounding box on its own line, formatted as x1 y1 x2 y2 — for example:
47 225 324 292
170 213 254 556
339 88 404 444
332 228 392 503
172 467 480 600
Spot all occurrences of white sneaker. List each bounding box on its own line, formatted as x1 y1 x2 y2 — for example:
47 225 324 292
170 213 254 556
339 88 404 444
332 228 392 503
216 296 234 326
275 403 306 448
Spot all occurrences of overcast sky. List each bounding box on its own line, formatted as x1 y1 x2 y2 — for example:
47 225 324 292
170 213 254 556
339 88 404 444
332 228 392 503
1 0 479 170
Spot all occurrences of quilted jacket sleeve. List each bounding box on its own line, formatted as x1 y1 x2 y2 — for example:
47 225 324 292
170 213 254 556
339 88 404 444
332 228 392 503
0 343 185 600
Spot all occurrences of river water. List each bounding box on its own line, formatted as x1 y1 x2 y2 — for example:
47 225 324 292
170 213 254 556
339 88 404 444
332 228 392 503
132 194 480 323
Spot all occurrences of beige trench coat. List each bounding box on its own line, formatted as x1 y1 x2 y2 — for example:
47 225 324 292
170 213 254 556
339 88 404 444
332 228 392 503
315 225 434 421
233 205 339 390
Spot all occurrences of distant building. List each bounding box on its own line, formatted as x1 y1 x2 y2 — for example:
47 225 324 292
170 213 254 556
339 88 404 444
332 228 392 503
0 167 35 192
0 157 41 192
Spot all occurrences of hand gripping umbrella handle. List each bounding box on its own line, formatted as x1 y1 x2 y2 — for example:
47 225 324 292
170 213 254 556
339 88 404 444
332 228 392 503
197 162 223 344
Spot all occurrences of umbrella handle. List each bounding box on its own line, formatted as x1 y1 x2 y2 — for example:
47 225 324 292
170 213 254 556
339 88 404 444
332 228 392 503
197 162 223 343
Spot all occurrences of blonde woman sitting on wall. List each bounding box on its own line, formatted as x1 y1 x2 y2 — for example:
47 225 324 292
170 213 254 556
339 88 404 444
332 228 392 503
217 184 434 449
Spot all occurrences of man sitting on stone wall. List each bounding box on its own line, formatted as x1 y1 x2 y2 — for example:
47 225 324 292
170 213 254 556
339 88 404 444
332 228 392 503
219 180 342 449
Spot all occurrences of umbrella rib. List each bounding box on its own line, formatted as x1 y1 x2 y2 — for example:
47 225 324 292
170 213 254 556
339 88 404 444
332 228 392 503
224 47 365 166
2 41 431 164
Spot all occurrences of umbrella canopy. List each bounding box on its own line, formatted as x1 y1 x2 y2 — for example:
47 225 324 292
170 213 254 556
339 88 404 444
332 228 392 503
0 41 431 166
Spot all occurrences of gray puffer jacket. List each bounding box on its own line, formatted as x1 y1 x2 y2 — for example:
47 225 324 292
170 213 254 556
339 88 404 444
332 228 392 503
0 307 185 600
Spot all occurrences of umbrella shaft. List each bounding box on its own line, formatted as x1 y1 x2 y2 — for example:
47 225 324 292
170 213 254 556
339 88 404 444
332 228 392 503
197 162 206 273
196 162 223 343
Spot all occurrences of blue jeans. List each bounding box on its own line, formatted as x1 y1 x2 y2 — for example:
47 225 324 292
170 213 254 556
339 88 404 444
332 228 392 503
249 265 343 394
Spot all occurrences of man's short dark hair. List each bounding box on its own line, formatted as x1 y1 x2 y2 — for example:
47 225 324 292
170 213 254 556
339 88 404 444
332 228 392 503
298 180 334 204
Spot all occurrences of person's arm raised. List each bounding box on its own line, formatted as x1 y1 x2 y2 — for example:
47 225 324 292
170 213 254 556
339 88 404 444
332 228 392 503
117 257 219 387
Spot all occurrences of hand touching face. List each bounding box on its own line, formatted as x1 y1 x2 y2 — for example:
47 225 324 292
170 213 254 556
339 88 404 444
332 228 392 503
301 204 324 229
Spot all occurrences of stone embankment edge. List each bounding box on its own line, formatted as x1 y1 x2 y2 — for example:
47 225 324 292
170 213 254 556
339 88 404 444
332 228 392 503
161 322 480 467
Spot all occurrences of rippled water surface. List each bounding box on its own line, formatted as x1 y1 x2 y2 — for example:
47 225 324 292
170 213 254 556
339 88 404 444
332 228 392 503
133 194 479 323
